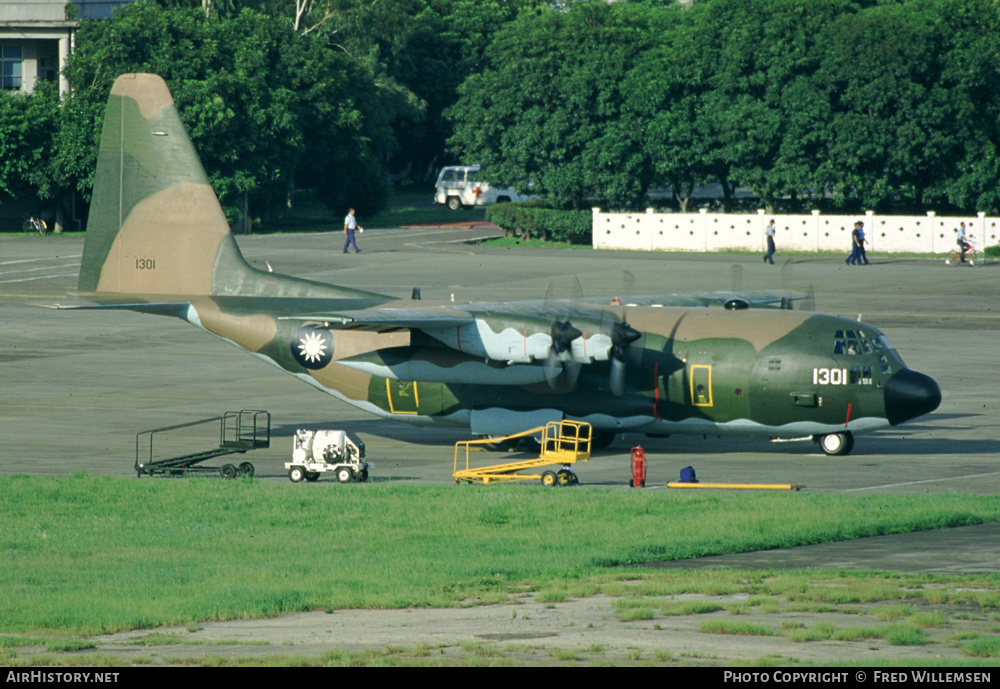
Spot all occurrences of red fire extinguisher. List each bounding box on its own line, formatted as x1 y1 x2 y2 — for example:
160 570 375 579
629 446 646 487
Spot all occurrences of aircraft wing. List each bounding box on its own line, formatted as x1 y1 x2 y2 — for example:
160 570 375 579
276 288 810 369
279 288 808 328
278 305 477 331
603 290 810 309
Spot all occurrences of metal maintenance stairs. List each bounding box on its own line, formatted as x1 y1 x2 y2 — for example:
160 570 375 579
135 410 270 478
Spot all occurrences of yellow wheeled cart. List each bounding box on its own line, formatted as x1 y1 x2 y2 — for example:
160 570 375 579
454 420 592 486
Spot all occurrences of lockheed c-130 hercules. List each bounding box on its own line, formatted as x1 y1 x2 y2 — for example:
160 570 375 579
58 74 941 456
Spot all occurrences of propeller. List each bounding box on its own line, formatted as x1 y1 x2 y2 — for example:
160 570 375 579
544 319 582 389
542 277 586 390
731 264 744 292
609 319 641 396
541 271 645 395
602 278 643 397
780 261 815 311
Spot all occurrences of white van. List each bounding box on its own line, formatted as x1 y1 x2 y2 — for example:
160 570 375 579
433 165 536 210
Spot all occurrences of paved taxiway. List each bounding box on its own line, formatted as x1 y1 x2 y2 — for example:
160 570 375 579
2 226 998 573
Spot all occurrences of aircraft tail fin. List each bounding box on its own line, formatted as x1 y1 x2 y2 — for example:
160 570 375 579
79 73 380 301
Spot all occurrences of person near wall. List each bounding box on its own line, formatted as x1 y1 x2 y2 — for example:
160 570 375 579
956 221 971 262
846 221 868 265
763 219 776 264
855 221 870 265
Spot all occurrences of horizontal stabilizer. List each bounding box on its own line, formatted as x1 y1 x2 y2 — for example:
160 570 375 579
45 301 192 319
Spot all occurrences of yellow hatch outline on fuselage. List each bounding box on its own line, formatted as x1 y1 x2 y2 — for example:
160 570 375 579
690 364 713 407
386 379 420 414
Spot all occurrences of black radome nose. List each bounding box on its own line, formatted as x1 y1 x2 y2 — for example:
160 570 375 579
884 369 941 425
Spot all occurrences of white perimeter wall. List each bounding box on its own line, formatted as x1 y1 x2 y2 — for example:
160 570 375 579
593 208 1000 254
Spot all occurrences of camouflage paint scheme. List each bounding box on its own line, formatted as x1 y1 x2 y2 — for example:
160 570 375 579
66 74 941 455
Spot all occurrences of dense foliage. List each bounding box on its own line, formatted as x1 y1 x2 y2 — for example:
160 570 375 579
0 0 543 229
449 0 1000 213
62 3 398 221
2 0 999 230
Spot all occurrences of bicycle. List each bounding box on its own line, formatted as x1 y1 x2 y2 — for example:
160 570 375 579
945 241 981 267
22 216 48 236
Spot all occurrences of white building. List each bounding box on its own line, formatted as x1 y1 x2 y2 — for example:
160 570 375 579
0 1 138 94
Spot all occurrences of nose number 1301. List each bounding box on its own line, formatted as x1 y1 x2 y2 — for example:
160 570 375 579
136 258 156 270
813 368 848 385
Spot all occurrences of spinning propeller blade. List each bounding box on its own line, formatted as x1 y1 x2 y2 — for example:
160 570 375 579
609 320 641 396
544 319 582 389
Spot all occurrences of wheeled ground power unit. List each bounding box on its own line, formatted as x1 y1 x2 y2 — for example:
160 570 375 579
285 430 370 483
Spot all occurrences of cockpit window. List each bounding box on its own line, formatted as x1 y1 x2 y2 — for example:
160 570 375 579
834 328 899 376
833 332 888 358
849 365 873 384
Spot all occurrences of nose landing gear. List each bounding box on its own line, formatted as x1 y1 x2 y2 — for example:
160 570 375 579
816 432 854 456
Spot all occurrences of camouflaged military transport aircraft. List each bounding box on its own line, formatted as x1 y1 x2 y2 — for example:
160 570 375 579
61 74 941 456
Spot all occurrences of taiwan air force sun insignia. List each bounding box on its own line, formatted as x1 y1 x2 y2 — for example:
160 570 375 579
291 325 334 369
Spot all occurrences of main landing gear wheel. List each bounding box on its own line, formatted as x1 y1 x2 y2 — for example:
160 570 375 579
817 432 854 456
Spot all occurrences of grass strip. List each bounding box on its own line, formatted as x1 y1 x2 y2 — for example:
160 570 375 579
2 475 998 634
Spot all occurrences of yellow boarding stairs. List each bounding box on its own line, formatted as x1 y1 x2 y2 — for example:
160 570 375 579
454 420 592 486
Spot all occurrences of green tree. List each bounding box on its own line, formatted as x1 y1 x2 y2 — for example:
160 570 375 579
926 0 1000 212
675 0 856 211
624 7 707 212
0 83 85 231
448 1 665 209
387 0 544 183
63 2 395 223
816 3 954 209
0 86 58 203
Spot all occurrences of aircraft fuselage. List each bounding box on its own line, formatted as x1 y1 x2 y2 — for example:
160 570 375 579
184 297 938 450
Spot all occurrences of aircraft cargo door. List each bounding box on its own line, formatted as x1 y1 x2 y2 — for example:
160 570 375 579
689 365 713 407
385 380 443 416
386 380 419 414
679 340 754 422
655 365 715 416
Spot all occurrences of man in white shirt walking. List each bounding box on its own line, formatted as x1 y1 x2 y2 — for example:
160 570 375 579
763 219 776 264
343 208 362 254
